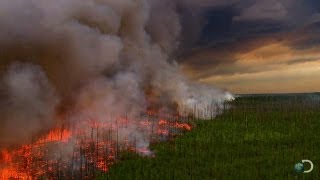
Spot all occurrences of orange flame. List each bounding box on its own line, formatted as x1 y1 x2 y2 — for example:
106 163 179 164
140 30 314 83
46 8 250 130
0 115 192 179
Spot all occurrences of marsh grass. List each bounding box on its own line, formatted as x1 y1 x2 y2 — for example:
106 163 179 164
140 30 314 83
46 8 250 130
99 94 320 179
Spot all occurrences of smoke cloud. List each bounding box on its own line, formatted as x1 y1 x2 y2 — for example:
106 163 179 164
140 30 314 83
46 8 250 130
0 62 59 145
0 0 233 148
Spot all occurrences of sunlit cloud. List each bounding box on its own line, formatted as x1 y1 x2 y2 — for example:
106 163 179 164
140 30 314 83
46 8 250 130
181 39 320 94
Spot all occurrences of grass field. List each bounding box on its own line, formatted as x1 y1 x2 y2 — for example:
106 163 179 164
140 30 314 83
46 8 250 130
100 94 320 179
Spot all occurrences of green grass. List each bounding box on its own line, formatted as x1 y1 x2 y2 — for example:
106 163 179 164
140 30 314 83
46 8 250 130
99 94 320 179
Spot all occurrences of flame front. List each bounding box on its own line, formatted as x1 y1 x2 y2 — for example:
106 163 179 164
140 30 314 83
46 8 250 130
0 114 192 179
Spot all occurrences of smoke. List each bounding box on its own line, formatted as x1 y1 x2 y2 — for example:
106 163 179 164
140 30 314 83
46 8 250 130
0 62 59 145
0 0 233 148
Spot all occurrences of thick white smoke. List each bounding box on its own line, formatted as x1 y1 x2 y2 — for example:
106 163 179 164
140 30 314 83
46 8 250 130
0 0 233 147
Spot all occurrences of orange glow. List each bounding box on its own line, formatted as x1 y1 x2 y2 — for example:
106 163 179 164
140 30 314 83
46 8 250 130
158 119 192 131
37 129 71 144
0 113 192 179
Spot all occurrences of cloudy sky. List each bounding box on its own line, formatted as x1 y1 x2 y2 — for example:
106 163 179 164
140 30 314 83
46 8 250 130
177 0 320 94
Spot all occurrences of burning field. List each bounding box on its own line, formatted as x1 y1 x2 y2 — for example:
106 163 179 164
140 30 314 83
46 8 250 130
0 113 194 179
0 0 233 179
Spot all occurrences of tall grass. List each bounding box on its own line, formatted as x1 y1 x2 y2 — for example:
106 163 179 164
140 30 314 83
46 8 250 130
99 94 320 179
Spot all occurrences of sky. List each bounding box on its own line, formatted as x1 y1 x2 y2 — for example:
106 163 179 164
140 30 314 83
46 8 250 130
177 0 320 94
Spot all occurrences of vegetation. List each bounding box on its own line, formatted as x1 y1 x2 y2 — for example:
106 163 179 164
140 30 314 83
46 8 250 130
99 93 320 179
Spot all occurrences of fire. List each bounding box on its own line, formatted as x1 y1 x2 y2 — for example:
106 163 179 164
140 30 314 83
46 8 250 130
158 119 192 131
37 129 71 144
1 150 11 163
0 114 192 179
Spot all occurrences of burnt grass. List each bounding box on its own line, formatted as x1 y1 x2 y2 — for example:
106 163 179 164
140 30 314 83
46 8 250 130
98 93 320 179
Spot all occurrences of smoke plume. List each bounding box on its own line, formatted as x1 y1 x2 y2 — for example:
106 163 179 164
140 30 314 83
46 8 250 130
0 0 233 148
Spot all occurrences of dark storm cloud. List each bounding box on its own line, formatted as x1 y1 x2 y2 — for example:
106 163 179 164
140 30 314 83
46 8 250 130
177 0 320 79
179 34 284 77
287 22 320 50
183 0 320 45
